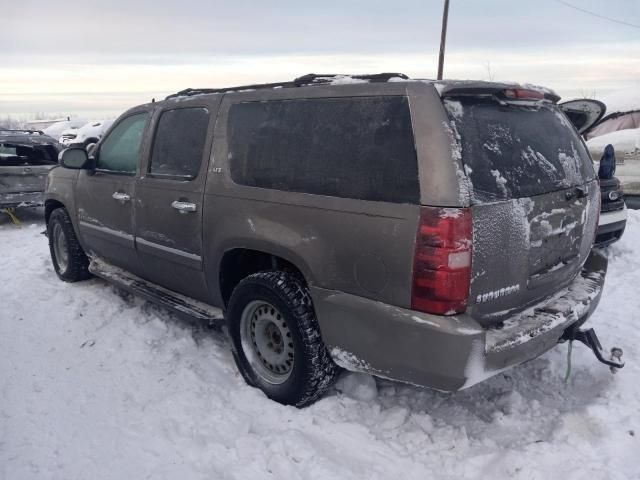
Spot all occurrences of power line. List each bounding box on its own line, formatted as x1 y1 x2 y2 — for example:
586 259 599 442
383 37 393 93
555 0 640 30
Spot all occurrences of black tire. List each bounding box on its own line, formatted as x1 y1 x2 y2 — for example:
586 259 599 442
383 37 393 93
47 208 91 282
226 271 339 407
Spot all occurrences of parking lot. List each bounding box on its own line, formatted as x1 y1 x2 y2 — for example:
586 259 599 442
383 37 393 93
1 208 638 480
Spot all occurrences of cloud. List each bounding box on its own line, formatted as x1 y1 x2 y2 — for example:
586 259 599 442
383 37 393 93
1 0 639 116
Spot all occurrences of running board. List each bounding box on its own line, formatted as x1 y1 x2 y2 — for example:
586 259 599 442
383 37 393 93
89 258 224 325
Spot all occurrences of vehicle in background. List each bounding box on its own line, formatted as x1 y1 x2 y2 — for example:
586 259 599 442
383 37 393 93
588 129 640 208
560 99 628 246
0 129 61 210
43 119 87 142
59 119 115 148
46 75 622 407
595 177 626 247
24 117 72 131
582 88 640 206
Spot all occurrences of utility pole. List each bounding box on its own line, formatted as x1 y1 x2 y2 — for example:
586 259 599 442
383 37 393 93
437 0 450 80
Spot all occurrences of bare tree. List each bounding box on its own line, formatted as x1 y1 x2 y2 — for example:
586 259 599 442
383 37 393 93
0 115 24 129
579 88 598 99
484 61 495 81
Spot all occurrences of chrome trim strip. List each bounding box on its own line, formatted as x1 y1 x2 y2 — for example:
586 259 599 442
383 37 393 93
136 236 202 271
79 220 134 248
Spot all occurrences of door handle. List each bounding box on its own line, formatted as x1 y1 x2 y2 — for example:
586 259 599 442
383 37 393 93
112 192 131 203
171 200 197 214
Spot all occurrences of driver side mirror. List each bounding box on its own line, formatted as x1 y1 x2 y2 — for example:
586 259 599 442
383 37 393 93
59 147 93 170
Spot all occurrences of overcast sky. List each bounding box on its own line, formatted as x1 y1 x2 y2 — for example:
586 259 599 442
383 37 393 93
1 0 639 119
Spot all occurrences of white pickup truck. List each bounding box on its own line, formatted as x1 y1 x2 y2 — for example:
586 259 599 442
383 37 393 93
59 119 115 148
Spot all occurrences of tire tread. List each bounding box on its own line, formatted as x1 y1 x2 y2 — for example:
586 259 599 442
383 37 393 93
48 208 91 282
229 271 339 407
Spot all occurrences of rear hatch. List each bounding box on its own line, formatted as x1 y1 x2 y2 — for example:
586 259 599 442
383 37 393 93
0 142 59 195
559 99 606 135
444 91 599 326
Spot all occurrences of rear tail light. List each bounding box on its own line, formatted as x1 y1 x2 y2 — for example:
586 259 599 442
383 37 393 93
411 207 472 315
503 88 545 101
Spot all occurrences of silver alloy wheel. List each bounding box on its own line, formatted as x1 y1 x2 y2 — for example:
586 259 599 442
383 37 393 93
239 300 294 385
52 223 69 273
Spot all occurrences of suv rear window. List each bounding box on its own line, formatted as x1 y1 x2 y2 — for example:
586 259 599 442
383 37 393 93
0 143 58 166
446 98 595 201
228 96 419 203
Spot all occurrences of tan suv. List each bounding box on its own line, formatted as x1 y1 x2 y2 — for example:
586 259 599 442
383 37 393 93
45 74 622 406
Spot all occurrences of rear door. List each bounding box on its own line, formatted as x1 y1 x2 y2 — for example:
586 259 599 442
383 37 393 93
134 101 216 301
444 96 599 326
75 110 150 274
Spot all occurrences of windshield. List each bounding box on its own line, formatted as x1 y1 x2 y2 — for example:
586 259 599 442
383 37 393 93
446 98 595 202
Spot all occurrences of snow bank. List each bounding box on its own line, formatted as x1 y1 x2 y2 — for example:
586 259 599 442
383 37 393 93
587 128 640 154
1 209 640 479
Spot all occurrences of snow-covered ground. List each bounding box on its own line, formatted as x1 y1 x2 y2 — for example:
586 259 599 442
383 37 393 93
2 209 639 480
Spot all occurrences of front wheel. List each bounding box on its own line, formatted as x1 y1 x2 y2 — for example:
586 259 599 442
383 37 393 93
47 208 91 282
226 271 339 407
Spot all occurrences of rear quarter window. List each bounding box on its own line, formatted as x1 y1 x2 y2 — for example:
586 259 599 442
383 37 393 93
227 96 419 204
446 98 595 202
0 143 58 166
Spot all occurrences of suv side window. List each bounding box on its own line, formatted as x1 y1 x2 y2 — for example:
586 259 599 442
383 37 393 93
149 107 209 179
227 96 419 204
97 112 148 173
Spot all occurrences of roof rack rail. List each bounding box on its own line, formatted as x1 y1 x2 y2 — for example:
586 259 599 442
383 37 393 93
165 81 297 100
0 128 45 135
293 72 409 86
165 72 410 100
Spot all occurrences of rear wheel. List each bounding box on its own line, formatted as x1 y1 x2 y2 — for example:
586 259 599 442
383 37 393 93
226 271 339 407
47 208 91 282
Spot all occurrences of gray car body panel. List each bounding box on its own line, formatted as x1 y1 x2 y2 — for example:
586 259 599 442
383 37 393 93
314 248 606 391
1 132 60 208
45 79 607 392
135 95 222 302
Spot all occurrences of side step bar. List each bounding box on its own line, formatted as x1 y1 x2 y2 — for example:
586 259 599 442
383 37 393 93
89 258 224 325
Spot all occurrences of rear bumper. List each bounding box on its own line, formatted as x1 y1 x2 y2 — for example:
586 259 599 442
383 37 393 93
595 206 627 247
312 249 607 391
0 191 45 208
624 195 640 210
598 205 627 227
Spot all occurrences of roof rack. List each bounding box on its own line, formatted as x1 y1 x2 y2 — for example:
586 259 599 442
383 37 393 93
0 128 45 135
293 72 409 85
165 72 409 100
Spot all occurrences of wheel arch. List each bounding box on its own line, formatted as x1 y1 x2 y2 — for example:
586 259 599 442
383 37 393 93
44 199 65 225
218 247 310 307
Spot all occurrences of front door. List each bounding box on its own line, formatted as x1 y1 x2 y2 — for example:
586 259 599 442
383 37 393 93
134 104 214 301
75 111 150 274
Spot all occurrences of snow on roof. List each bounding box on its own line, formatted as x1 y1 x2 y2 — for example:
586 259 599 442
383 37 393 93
432 79 559 101
597 86 640 116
